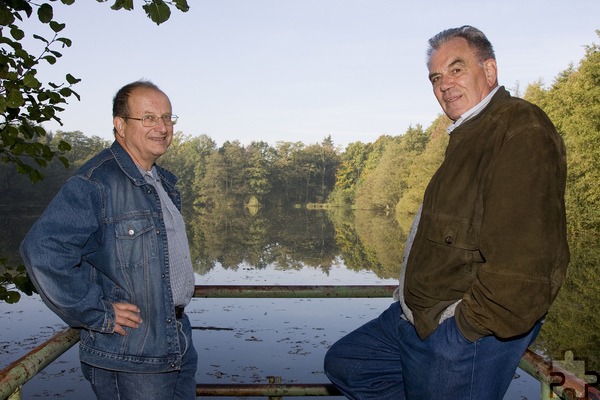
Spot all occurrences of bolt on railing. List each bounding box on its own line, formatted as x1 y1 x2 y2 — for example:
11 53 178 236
1 285 598 400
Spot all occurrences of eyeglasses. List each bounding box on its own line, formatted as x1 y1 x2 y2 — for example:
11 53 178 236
122 114 178 127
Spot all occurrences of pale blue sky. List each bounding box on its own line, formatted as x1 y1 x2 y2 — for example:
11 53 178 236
27 0 600 149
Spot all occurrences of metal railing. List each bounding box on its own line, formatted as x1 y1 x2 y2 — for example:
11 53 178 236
1 285 599 400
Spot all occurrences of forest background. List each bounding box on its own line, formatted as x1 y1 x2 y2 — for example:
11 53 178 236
0 1 599 306
2 31 599 235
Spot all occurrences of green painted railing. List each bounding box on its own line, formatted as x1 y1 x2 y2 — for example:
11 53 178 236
1 285 598 400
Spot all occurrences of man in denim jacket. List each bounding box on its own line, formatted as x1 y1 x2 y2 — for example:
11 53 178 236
324 26 568 400
20 80 197 400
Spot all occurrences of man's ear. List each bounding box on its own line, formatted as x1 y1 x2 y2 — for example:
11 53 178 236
484 58 498 87
113 116 125 137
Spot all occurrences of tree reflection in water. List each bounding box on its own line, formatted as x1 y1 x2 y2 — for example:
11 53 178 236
186 206 600 374
0 206 598 397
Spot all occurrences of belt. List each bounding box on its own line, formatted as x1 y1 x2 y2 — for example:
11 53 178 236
175 306 185 319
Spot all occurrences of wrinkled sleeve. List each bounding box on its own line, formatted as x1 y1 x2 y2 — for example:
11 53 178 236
455 114 568 342
20 175 116 332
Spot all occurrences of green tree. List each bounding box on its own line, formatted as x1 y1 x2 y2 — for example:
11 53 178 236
395 117 449 231
199 140 249 208
524 34 600 233
359 125 429 212
0 0 189 182
271 141 305 205
160 132 215 206
244 141 275 206
329 141 371 206
353 135 398 210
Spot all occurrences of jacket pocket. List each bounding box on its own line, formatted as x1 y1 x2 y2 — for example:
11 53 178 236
114 217 158 271
425 213 479 250
422 213 484 274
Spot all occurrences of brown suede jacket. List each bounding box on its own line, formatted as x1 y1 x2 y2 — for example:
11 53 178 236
404 86 569 342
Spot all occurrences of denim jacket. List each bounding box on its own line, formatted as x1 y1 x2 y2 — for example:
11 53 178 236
20 141 186 373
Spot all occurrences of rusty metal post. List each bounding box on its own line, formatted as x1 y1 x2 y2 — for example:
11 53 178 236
267 376 282 400
3 286 599 400
0 328 79 400
195 382 343 397
541 382 552 400
519 349 600 400
195 285 397 298
7 386 21 400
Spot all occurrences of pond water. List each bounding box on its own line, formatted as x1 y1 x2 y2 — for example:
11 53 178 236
3 206 598 399
1 264 539 399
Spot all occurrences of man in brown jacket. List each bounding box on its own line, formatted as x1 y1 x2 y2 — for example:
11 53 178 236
324 25 569 400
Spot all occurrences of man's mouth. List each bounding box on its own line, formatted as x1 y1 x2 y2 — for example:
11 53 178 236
444 94 460 103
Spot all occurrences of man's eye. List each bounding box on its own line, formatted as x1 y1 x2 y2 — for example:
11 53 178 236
142 115 157 123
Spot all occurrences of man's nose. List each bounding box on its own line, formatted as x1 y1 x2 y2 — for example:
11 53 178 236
154 117 168 131
439 75 453 91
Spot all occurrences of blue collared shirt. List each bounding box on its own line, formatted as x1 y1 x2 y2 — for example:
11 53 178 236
140 166 195 307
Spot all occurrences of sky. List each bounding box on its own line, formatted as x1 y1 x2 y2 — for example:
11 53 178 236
21 0 600 149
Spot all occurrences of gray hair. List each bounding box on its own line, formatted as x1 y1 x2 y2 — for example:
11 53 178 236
426 25 495 64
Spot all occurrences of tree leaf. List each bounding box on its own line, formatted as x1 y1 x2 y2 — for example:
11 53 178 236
65 73 81 84
143 0 171 25
3 291 21 304
43 55 57 65
173 0 190 12
23 73 41 89
0 7 16 25
58 140 72 151
111 0 134 11
49 20 66 33
6 89 24 108
57 37 73 47
37 3 53 24
10 26 25 40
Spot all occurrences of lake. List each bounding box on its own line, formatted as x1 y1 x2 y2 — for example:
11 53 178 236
1 206 598 399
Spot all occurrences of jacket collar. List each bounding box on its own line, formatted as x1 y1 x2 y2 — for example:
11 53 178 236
109 140 177 188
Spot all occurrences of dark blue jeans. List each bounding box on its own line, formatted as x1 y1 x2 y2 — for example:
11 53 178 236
81 315 197 400
324 302 541 400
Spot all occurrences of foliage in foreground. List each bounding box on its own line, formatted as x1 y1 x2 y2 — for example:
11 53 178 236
0 0 189 182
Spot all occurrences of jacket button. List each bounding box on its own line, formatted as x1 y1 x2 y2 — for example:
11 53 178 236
444 236 454 245
167 318 172 323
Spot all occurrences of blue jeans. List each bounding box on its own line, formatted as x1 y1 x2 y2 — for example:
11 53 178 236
81 315 197 400
324 302 542 400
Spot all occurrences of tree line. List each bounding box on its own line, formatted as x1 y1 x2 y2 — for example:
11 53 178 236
1 31 599 303
2 32 599 237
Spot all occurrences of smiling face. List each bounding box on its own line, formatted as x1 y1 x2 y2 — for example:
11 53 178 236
427 37 497 121
113 86 173 170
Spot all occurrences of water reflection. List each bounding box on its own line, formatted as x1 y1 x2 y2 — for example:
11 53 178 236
1 206 598 397
186 206 600 373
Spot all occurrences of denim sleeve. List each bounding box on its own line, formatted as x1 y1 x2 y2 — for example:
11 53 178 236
19 175 115 333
